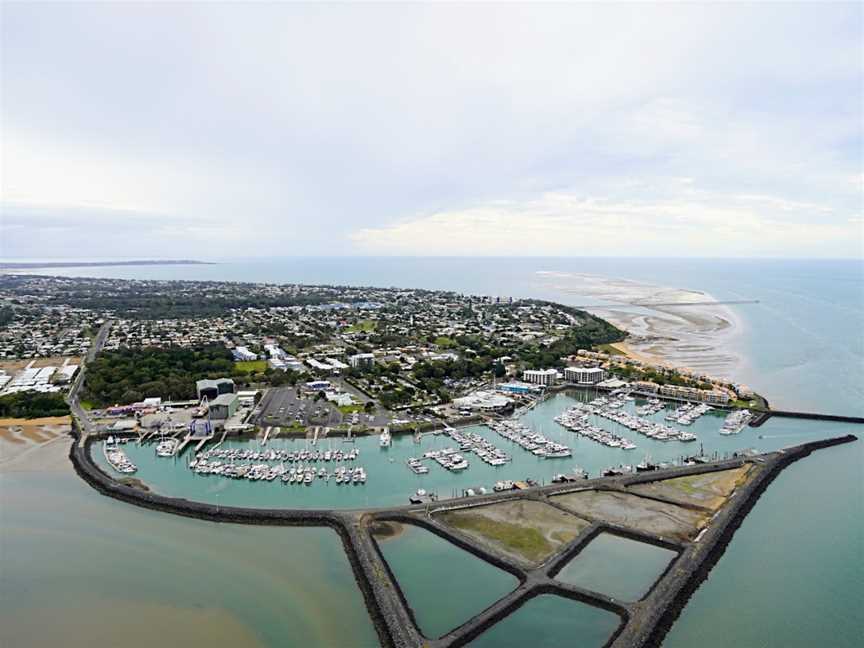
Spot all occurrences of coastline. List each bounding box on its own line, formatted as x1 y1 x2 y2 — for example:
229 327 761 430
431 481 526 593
535 271 745 380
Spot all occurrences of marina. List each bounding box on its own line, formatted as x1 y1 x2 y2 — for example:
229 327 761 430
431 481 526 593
89 390 853 511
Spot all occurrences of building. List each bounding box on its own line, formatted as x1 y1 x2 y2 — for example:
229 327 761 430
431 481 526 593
305 380 332 391
563 366 607 385
196 378 235 401
349 353 375 371
633 380 659 393
54 364 79 384
232 346 258 361
703 390 731 405
209 393 240 420
306 358 333 372
522 368 558 386
237 390 260 406
452 390 512 412
656 384 730 405
326 358 349 371
496 381 542 395
325 391 354 407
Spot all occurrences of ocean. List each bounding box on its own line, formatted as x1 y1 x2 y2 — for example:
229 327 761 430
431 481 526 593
3 256 862 647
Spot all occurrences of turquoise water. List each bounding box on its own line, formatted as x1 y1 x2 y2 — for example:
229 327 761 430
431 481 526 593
374 524 518 638
13 257 864 646
0 452 379 648
468 594 621 648
91 392 859 511
555 533 677 602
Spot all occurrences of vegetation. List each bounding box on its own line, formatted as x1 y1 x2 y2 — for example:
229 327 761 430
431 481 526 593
346 319 377 333
233 359 268 374
617 365 713 390
82 345 235 406
595 343 626 356
0 392 70 419
0 306 14 328
440 513 553 563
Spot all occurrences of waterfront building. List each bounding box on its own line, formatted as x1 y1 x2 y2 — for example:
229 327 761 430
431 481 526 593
563 366 607 384
633 380 660 393
196 378 235 401
209 393 240 419
522 368 558 386
452 390 512 412
349 353 375 370
496 381 542 395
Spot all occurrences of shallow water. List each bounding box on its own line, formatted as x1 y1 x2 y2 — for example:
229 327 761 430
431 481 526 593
374 524 518 638
0 441 380 648
468 594 621 648
11 257 864 646
555 533 677 602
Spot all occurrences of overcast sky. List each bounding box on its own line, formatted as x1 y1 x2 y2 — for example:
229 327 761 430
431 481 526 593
2 2 862 259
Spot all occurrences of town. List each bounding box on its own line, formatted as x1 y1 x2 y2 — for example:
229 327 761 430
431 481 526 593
0 275 762 433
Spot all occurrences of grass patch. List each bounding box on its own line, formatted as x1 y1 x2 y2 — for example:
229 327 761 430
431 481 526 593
346 319 377 333
338 404 364 414
440 513 552 563
234 360 268 374
595 343 626 356
79 400 95 411
434 336 456 348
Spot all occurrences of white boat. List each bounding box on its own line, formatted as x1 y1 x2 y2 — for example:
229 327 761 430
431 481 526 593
379 429 391 448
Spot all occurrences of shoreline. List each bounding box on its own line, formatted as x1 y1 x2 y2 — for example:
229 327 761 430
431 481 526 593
534 271 747 380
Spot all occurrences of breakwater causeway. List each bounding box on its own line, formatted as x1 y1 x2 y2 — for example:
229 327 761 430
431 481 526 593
68 420 857 648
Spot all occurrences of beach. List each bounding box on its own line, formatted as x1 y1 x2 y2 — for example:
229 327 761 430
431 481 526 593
535 271 743 378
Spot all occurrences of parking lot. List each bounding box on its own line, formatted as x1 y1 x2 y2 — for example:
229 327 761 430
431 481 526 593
253 385 389 430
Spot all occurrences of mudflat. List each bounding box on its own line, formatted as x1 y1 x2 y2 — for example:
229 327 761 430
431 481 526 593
437 499 590 565
551 490 708 542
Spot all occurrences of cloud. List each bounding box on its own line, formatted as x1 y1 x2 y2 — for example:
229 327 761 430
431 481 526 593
1 2 861 258
350 189 863 258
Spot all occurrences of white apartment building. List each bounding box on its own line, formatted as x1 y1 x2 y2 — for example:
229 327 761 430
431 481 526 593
522 368 558 386
563 366 607 384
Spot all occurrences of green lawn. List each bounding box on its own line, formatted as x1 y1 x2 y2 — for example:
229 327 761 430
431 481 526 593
338 404 365 414
595 343 626 356
234 359 268 373
346 319 377 333
79 400 95 411
434 336 456 348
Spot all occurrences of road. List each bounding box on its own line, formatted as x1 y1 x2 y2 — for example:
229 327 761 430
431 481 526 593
67 320 112 438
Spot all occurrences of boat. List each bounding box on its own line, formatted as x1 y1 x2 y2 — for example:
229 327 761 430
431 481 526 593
379 429 391 448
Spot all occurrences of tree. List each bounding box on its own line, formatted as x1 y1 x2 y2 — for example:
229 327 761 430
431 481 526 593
364 401 375 413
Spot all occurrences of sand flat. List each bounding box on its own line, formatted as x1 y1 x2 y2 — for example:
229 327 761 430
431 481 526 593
533 271 741 377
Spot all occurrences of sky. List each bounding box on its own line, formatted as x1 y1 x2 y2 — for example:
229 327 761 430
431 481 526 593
1 2 862 259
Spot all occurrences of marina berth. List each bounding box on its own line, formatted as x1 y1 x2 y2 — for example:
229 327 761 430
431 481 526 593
558 393 702 446
720 409 753 435
485 419 574 458
103 437 137 473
